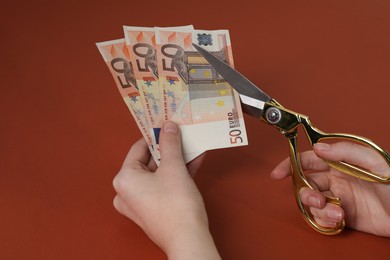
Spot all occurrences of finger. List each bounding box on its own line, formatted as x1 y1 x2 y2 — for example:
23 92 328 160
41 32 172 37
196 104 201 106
300 150 331 172
304 172 332 192
310 202 344 225
187 152 207 177
159 121 185 166
270 156 291 180
271 151 329 180
313 217 340 228
314 142 386 172
299 187 326 208
123 138 151 168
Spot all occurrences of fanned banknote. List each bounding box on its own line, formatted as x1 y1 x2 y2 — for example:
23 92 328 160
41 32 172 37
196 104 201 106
96 39 158 161
97 26 248 164
123 26 196 158
123 25 201 163
124 26 162 137
155 28 248 154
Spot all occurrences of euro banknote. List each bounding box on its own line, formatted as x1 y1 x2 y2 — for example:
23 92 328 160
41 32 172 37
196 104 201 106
96 39 158 162
123 25 196 161
155 28 248 154
97 26 248 164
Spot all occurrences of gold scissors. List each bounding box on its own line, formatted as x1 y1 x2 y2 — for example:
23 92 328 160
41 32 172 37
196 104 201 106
193 44 390 235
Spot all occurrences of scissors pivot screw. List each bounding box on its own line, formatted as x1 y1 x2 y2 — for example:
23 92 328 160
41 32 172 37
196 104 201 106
265 107 281 124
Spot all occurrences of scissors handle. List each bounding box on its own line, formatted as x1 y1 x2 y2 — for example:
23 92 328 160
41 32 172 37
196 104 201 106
300 116 390 183
290 118 390 234
287 132 345 235
263 100 390 234
264 100 390 183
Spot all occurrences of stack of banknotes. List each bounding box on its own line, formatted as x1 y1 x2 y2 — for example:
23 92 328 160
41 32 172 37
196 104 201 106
96 25 248 164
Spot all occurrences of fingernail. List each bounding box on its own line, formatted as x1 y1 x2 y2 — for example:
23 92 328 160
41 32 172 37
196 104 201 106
163 121 178 134
328 209 343 221
314 143 331 151
308 196 321 208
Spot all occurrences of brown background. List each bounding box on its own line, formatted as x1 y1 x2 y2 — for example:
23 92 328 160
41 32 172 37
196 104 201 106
1 0 389 259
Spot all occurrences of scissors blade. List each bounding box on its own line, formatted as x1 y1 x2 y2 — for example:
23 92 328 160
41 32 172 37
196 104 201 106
193 44 271 119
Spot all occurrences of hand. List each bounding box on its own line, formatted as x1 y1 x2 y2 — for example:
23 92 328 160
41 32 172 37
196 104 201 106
271 142 390 237
112 121 221 259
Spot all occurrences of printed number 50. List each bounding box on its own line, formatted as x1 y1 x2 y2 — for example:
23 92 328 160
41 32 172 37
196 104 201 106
229 129 243 144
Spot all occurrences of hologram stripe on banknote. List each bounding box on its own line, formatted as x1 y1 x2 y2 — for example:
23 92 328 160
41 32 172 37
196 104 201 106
96 39 158 161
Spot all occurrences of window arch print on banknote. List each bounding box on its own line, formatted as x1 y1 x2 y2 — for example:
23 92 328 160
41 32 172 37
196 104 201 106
186 51 226 84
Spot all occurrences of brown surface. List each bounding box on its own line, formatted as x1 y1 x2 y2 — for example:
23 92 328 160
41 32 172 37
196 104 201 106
1 0 390 259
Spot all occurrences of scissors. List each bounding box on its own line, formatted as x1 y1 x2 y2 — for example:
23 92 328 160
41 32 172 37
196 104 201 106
193 43 390 235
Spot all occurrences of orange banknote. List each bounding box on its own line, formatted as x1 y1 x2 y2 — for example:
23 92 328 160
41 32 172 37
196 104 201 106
96 39 158 161
155 28 248 154
97 26 248 164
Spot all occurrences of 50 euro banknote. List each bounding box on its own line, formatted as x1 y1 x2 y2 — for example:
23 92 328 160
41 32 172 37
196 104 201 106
155 28 248 154
96 39 160 162
123 25 197 161
97 26 248 164
122 25 202 163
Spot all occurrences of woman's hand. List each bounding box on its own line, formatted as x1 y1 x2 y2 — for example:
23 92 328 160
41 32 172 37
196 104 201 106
112 121 221 259
272 142 390 237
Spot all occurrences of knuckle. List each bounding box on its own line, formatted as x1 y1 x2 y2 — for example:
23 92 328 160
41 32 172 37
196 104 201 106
112 175 120 192
112 170 127 194
112 196 122 213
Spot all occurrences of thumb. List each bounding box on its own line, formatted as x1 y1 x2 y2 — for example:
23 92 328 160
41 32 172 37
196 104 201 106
313 142 369 168
159 121 185 166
